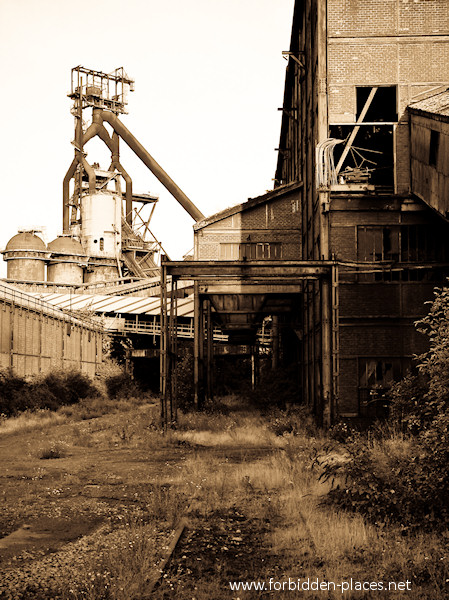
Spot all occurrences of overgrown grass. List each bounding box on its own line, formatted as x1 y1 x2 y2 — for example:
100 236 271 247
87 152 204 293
0 409 68 435
1 400 447 599
37 440 70 459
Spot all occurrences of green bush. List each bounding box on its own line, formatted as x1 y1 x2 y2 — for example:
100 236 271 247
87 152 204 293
43 371 100 406
320 434 449 531
0 370 31 416
267 406 317 437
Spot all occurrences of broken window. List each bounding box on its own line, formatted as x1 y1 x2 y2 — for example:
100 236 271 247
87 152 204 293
357 224 449 281
358 226 400 263
356 86 397 122
358 358 406 417
329 87 397 187
329 125 394 186
429 129 440 167
359 358 399 389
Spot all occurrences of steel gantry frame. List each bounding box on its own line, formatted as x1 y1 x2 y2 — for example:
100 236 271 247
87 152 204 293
160 257 338 429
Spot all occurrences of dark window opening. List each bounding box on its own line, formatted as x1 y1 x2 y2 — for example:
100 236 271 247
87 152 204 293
356 86 397 122
358 357 408 418
357 223 449 282
329 125 394 186
99 237 104 251
429 129 440 167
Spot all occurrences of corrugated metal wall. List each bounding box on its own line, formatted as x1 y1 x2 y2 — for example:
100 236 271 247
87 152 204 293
0 289 102 378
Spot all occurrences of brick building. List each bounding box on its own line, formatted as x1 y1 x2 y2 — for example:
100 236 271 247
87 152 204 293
165 0 449 423
194 182 302 261
274 0 449 421
192 182 304 348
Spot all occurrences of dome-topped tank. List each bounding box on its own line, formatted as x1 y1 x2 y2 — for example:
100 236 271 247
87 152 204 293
3 232 48 281
6 232 47 252
47 235 85 285
48 236 84 255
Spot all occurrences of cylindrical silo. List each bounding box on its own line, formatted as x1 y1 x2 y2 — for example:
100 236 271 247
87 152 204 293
2 232 48 281
47 236 85 285
83 261 121 284
80 191 121 258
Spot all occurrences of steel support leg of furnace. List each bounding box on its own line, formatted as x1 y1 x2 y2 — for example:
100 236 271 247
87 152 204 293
160 263 168 426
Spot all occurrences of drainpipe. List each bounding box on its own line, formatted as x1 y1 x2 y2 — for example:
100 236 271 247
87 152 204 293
317 0 333 427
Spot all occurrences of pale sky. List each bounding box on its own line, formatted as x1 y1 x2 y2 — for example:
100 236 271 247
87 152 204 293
0 0 294 274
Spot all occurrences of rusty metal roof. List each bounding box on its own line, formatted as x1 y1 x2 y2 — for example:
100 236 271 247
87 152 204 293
0 281 100 329
409 89 449 119
27 291 194 317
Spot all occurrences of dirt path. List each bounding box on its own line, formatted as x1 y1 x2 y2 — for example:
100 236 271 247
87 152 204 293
0 403 445 599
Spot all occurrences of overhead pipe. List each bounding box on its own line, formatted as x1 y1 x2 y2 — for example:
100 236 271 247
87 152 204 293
84 110 115 152
62 112 96 232
100 110 205 222
110 131 133 224
63 157 78 232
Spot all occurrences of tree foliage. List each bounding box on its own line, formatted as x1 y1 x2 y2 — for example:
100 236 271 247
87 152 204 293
321 285 449 530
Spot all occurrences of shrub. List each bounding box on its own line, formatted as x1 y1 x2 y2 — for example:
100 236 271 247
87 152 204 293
247 365 301 409
105 372 140 399
322 284 449 531
0 370 31 416
0 369 100 417
320 435 449 531
267 406 317 437
175 353 194 410
38 441 69 459
43 371 100 406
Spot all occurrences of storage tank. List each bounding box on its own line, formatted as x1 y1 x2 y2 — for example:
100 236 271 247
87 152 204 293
2 232 48 281
83 260 120 284
80 191 121 258
47 236 85 284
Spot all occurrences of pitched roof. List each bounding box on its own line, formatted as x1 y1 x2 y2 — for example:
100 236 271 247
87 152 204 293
193 181 302 231
408 89 449 121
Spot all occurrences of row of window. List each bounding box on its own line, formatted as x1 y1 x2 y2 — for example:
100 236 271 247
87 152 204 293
355 224 449 281
358 224 449 263
219 242 282 260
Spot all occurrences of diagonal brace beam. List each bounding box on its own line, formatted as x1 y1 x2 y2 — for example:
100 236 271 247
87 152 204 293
335 87 378 174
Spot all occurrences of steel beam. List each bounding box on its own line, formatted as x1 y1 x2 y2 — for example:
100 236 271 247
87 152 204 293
163 260 332 279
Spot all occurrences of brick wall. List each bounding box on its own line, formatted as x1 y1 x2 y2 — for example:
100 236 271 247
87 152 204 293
327 0 449 194
0 298 101 377
330 196 449 414
195 188 302 260
328 0 449 38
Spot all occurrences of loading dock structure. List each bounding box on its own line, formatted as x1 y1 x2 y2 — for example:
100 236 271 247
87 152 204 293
160 258 336 428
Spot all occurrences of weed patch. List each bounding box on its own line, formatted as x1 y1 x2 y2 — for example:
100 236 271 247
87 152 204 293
37 440 70 459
